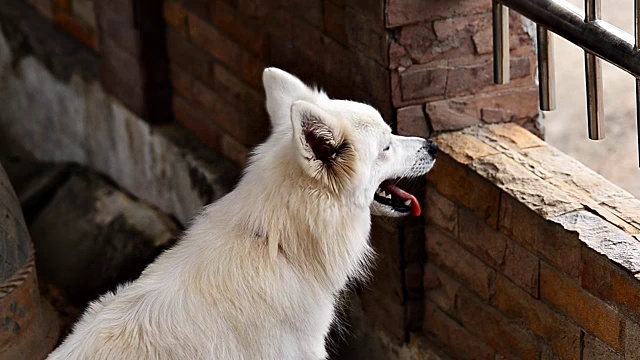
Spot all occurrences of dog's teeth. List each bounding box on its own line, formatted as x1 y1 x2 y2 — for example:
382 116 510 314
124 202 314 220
404 200 411 206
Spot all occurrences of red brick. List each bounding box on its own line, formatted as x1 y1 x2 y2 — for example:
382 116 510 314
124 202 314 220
424 186 457 236
583 333 624 360
503 239 539 297
188 14 241 68
427 153 501 228
323 0 348 45
424 301 495 360
540 262 624 351
386 0 491 28
172 95 222 149
53 12 98 50
424 262 460 314
399 63 448 101
221 134 249 167
166 29 214 87
213 64 264 114
346 0 384 29
458 207 506 269
426 225 495 300
581 247 640 322
98 4 139 57
397 105 430 138
344 7 387 65
361 218 404 342
625 320 640 359
499 194 582 278
27 0 53 18
178 0 211 21
164 1 189 36
277 0 322 28
425 87 539 130
239 53 266 90
53 0 71 11
389 41 412 70
72 0 96 28
494 275 580 360
445 56 531 98
213 0 269 59
455 288 540 360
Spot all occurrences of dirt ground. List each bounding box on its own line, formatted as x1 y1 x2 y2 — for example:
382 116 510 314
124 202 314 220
544 0 640 197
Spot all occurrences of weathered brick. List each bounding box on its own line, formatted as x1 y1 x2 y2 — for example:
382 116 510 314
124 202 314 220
53 11 98 49
494 275 580 360
582 247 640 322
361 218 404 342
323 0 347 44
188 13 241 68
276 0 322 28
503 239 539 297
424 262 460 314
427 153 501 228
213 64 264 115
458 207 506 269
71 0 95 28
399 63 448 101
177 0 211 21
166 29 213 87
389 41 412 70
455 288 540 360
26 0 53 18
239 52 266 89
97 1 139 57
173 95 222 149
344 7 387 65
53 0 71 12
221 133 249 167
424 300 495 360
540 262 625 351
499 194 582 278
398 22 437 64
386 0 491 28
396 105 430 138
583 333 624 360
426 87 539 131
625 320 640 359
213 1 269 59
424 185 457 236
346 0 384 29
426 225 495 300
164 1 189 36
445 56 531 98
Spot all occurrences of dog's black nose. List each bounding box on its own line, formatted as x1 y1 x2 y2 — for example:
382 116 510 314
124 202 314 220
426 140 438 157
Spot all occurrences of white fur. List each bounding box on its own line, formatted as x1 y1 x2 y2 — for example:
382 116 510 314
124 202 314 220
47 68 436 360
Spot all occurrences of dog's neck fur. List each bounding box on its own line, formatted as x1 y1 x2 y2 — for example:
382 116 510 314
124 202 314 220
227 136 374 293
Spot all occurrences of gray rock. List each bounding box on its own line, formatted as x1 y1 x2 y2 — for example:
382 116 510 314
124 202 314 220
30 170 181 306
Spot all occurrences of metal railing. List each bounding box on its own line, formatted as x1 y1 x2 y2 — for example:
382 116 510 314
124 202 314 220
493 0 640 164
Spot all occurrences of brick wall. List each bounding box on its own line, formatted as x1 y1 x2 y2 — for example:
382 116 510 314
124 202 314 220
423 123 640 359
388 0 540 138
162 0 390 166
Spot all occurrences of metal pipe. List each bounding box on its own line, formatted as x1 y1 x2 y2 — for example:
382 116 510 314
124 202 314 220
584 0 604 140
495 0 640 79
536 25 556 110
493 0 510 84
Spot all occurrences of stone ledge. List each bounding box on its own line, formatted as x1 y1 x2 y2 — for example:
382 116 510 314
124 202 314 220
431 123 640 275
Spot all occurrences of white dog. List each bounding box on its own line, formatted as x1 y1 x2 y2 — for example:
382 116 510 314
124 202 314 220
47 68 437 360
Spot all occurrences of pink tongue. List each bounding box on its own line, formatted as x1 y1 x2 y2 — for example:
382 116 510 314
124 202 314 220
380 181 421 216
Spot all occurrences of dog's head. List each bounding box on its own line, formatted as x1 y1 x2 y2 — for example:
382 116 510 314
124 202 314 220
261 68 437 217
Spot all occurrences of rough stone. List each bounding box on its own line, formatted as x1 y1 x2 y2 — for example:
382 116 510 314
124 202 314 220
553 210 640 274
30 170 180 306
582 333 624 360
396 105 430 138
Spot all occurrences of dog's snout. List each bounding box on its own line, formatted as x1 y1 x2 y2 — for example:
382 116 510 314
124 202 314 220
425 140 438 157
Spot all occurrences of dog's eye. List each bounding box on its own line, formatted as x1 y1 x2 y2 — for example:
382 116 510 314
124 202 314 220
383 144 390 152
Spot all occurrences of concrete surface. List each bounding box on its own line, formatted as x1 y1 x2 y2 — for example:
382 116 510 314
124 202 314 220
545 0 640 197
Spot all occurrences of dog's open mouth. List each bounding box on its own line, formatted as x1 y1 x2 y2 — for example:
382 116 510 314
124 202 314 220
374 180 421 216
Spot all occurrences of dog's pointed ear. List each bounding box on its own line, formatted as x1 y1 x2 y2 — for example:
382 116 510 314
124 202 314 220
291 101 342 164
263 68 315 129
